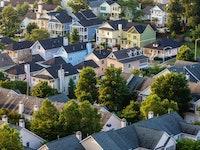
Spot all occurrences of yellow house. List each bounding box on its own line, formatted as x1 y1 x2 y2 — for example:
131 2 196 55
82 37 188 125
96 19 156 49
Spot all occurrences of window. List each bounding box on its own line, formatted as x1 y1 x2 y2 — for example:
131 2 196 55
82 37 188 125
100 6 106 11
38 45 40 49
26 142 30 147
101 60 104 64
128 64 131 68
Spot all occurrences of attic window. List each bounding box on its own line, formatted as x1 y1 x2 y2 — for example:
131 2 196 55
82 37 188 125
106 124 112 127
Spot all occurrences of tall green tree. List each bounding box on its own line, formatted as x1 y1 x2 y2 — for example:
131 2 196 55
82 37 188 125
69 28 80 44
26 22 39 34
67 0 89 13
75 67 98 104
0 72 6 81
176 45 194 61
31 81 57 98
177 139 200 150
151 73 191 113
140 94 178 118
121 101 140 123
30 100 60 141
16 2 29 17
191 25 200 41
0 5 20 37
0 109 21 124
99 67 129 110
0 124 23 150
25 29 50 41
68 78 76 99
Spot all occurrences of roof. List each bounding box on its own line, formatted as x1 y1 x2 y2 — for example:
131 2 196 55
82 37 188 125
5 62 43 75
93 49 111 59
74 10 103 27
89 0 105 8
48 11 72 23
41 3 57 11
7 41 34 51
0 88 64 115
8 0 36 7
42 56 67 66
144 38 181 50
0 53 14 68
119 55 148 63
156 4 166 11
105 0 118 5
127 76 145 91
45 135 84 150
39 37 63 50
63 42 87 53
25 10 36 20
47 93 69 103
0 37 14 45
143 6 152 15
75 60 99 70
185 64 200 81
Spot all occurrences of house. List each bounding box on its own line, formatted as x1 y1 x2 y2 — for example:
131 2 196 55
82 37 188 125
71 10 103 42
142 6 153 20
99 0 121 20
96 19 156 48
39 132 84 150
88 0 105 16
5 40 34 63
0 119 45 150
75 60 100 76
107 47 149 73
150 4 167 27
154 0 169 4
143 38 181 61
0 87 64 120
86 49 111 76
81 112 200 150
0 52 15 71
47 11 72 37
21 10 37 30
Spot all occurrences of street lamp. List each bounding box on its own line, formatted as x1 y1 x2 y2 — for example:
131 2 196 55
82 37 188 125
195 38 200 61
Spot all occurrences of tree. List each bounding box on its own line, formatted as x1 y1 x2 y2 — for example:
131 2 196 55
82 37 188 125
30 100 60 141
26 22 39 34
0 72 6 81
69 28 80 44
67 0 89 13
99 67 129 110
176 45 194 61
140 94 178 118
0 80 27 94
31 81 58 98
176 139 200 150
16 2 29 17
0 124 23 150
25 29 50 41
0 109 21 124
151 73 191 113
68 78 76 99
191 25 200 41
59 100 101 137
75 67 98 104
0 5 20 37
121 101 140 123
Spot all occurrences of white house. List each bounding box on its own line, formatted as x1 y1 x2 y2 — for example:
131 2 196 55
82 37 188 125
99 0 121 20
150 4 167 27
154 0 169 4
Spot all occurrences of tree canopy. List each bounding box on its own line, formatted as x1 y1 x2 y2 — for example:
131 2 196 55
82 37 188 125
31 81 58 98
26 22 39 34
68 78 76 99
69 28 80 44
25 29 50 41
176 139 200 150
67 0 89 13
16 2 29 17
75 67 98 104
99 67 129 111
0 5 20 37
176 45 194 61
0 124 23 150
140 94 178 118
30 100 60 141
151 73 191 113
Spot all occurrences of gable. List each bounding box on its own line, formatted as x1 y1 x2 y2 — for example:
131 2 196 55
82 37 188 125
127 27 140 34
34 68 54 79
99 22 114 30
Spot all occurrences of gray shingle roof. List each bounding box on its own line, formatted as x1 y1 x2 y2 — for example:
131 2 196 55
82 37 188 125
93 49 111 59
75 60 99 70
0 53 14 68
39 37 63 50
63 42 87 53
47 93 69 103
42 56 67 66
45 135 84 150
8 41 34 51
48 11 72 23
127 76 145 91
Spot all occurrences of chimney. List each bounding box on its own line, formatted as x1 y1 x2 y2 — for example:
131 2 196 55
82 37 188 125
33 104 39 112
118 24 122 30
148 111 154 119
38 0 43 14
185 74 190 80
86 43 92 54
19 101 24 115
76 131 82 141
58 68 65 93
63 36 68 46
2 115 8 123
121 118 127 128
0 1 5 7
24 64 31 87
19 119 25 128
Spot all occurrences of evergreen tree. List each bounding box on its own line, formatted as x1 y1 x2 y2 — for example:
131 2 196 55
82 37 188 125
69 28 80 44
68 78 76 99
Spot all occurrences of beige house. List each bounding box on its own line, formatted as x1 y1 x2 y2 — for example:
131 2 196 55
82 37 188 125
107 48 149 73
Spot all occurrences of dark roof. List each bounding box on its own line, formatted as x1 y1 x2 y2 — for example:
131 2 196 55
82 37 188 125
25 10 36 20
0 53 14 68
112 48 140 60
157 4 166 11
63 42 87 53
144 38 181 50
8 41 34 51
185 64 200 82
0 37 14 45
127 76 145 91
75 10 103 27
75 60 99 70
9 0 36 7
31 54 45 62
93 49 111 59
48 93 69 103
42 56 67 66
46 63 78 79
45 135 84 150
105 0 118 5
119 55 148 63
41 3 57 11
143 6 152 15
48 11 72 23
89 0 105 8
39 37 63 50
5 62 43 75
